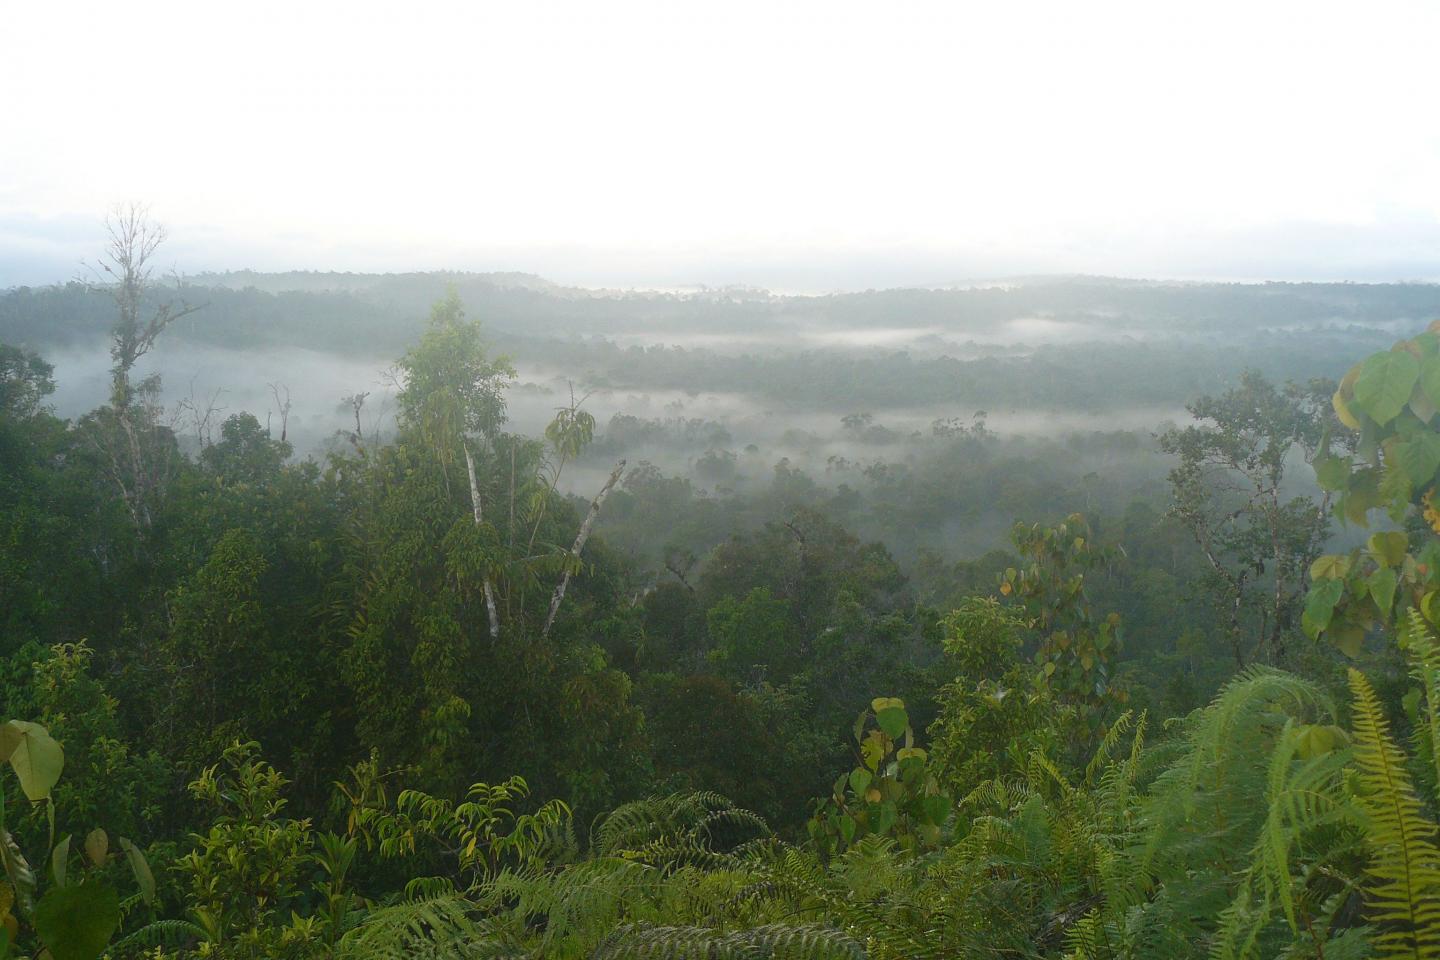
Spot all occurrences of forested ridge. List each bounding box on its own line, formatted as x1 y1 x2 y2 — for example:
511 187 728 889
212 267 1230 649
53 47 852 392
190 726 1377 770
10 233 1440 957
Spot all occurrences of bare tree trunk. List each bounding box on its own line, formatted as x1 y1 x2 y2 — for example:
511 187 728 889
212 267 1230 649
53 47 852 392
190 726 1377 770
542 460 625 639
90 205 203 537
464 442 501 641
269 382 292 444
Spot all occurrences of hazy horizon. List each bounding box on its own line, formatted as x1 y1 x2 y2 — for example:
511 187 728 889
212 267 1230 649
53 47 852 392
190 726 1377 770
7 0 1440 291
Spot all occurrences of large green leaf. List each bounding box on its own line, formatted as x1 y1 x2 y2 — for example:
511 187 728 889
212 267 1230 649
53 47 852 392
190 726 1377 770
34 881 119 960
117 837 155 905
1421 353 1440 409
1411 381 1439 423
1305 579 1345 635
1394 430 1440 487
922 793 950 826
1369 567 1398 614
875 706 909 739
1354 351 1420 425
0 722 63 802
1314 455 1351 492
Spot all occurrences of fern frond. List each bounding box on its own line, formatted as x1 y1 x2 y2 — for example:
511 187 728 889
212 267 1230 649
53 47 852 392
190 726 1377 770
338 893 487 960
1349 667 1440 959
593 921 864 959
108 918 209 951
1406 609 1440 804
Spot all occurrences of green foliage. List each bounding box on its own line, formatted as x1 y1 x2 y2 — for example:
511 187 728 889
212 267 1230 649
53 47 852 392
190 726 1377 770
929 597 1057 795
336 895 487 960
809 698 949 856
200 413 292 484
0 720 63 804
1159 370 1336 666
592 922 865 959
19 288 1440 959
176 741 326 958
1306 325 1440 657
594 790 768 867
705 587 796 681
1002 513 1127 749
0 717 154 960
0 345 54 421
395 287 514 454
358 774 570 887
30 642 170 841
33 881 120 960
160 531 286 765
1348 668 1440 958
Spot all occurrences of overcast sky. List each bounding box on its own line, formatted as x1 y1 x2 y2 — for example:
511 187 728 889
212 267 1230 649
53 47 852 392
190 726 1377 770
4 0 1439 290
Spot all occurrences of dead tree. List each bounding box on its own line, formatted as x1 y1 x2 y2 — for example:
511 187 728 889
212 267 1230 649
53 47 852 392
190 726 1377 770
99 204 203 410
340 392 370 454
268 382 292 443
87 204 204 533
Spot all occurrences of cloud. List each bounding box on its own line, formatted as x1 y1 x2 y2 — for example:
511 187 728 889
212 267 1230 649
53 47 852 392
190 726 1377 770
4 0 1439 289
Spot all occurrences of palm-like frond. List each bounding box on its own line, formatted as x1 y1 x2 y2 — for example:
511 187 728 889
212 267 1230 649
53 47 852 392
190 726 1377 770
338 893 492 960
593 921 865 959
1348 668 1440 960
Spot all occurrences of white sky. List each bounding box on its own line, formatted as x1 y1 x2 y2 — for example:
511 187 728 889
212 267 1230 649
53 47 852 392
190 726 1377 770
3 0 1439 289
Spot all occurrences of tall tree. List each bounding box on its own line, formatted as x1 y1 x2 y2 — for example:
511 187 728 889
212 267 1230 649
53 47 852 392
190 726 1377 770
1159 371 1339 666
83 205 203 534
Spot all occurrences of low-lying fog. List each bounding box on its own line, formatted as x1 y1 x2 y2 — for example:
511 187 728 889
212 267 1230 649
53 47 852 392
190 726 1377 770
43 338 1189 499
24 270 1391 565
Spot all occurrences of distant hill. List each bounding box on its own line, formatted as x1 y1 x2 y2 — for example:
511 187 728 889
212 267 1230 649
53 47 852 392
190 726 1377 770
186 269 562 296
4 273 1440 361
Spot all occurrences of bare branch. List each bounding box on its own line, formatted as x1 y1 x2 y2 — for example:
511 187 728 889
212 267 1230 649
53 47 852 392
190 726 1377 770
268 382 292 443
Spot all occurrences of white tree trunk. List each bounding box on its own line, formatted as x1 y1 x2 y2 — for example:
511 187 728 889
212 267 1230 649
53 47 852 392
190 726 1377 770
542 460 625 638
464 442 501 641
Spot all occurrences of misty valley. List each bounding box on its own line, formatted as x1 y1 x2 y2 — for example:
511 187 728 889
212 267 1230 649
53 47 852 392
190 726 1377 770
7 231 1440 959
5 271 1416 569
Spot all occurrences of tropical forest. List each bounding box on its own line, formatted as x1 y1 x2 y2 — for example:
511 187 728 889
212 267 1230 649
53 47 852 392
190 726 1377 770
3 209 1440 959
6 2 1440 955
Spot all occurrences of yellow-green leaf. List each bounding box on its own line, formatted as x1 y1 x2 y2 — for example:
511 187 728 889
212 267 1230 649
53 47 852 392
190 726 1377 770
2 721 63 803
51 835 69 888
1369 567 1398 614
1295 724 1351 759
1368 532 1409 568
83 829 107 869
1334 389 1362 430
1310 555 1353 580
